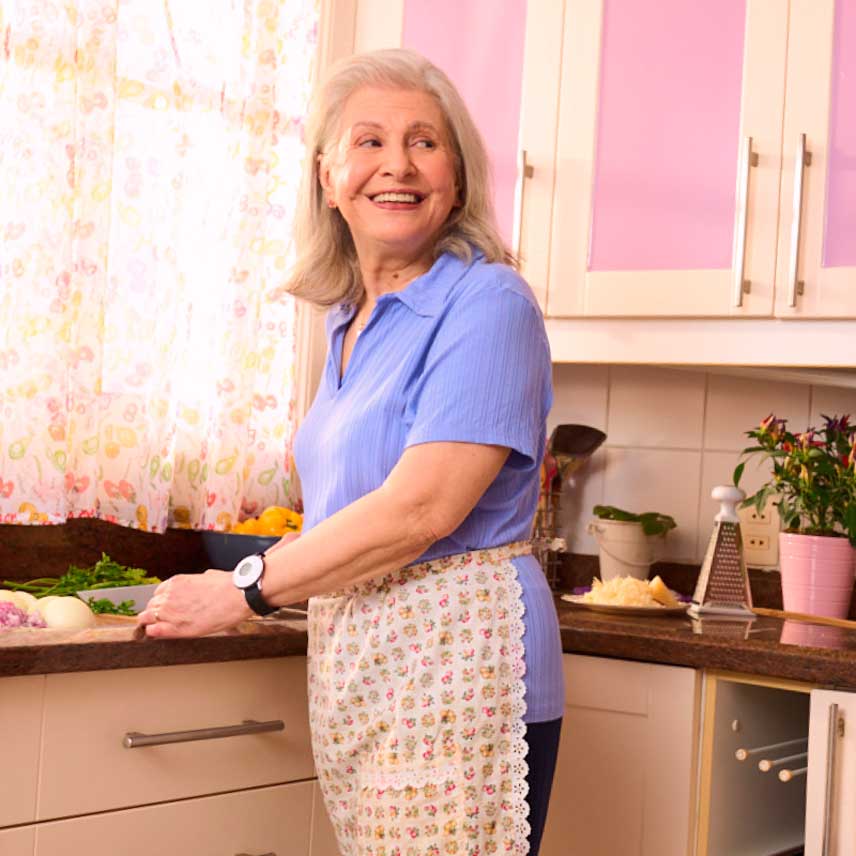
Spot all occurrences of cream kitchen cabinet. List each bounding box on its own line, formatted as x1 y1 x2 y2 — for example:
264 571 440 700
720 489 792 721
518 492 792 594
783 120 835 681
540 654 700 856
804 688 856 855
520 0 786 320
0 674 43 828
519 0 856 323
34 782 314 856
775 1 856 319
517 0 856 367
1 657 340 856
38 657 314 819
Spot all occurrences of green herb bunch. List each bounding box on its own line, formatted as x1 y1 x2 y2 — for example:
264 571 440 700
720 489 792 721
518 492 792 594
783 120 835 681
734 413 856 545
3 553 160 600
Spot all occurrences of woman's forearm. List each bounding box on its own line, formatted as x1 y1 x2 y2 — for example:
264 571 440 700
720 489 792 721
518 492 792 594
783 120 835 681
259 483 439 605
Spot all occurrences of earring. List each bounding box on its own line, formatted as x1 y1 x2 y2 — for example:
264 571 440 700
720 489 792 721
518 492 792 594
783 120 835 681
326 198 337 209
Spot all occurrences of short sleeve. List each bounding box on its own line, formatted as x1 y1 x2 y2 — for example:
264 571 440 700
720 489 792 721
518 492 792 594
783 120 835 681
404 286 552 468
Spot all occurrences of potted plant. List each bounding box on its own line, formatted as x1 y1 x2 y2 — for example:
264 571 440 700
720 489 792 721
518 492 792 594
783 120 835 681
588 505 677 581
734 413 856 619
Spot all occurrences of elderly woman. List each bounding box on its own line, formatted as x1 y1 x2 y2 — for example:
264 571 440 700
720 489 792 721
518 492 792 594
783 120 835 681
139 49 564 855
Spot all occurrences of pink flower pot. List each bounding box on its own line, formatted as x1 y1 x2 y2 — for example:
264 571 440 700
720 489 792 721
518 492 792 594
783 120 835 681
778 532 856 620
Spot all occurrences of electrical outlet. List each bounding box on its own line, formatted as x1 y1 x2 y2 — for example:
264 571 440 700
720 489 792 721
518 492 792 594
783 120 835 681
738 502 780 568
744 533 770 552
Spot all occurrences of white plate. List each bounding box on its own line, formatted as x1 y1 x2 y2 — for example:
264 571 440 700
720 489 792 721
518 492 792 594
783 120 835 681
76 584 158 614
560 593 689 616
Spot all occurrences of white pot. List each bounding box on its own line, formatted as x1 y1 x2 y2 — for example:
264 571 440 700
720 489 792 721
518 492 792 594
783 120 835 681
587 519 658 581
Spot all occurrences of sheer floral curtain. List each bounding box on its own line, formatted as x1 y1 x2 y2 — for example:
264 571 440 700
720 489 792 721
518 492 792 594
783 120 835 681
0 0 318 532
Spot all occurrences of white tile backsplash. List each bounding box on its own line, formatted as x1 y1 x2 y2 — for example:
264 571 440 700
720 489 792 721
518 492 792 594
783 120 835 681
601 447 702 562
549 364 609 435
557 450 606 555
607 366 705 448
704 373 811 452
551 366 855 564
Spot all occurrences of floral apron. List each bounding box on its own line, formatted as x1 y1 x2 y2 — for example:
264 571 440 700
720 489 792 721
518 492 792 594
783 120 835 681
307 542 532 856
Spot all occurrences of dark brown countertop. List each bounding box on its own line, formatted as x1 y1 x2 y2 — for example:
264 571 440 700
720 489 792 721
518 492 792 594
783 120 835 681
0 616 310 678
556 600 856 689
4 601 856 690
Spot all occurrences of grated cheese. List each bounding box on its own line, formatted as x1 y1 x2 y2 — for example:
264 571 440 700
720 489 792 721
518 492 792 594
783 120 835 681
583 576 659 607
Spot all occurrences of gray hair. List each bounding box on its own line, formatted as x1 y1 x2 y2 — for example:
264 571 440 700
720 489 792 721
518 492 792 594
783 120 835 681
284 48 513 308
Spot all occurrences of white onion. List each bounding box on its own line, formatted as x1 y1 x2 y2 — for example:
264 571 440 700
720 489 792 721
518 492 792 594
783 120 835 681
0 589 39 613
42 597 97 630
34 595 61 618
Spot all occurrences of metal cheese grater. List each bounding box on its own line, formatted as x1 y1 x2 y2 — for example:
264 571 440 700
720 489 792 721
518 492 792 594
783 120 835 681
689 485 755 618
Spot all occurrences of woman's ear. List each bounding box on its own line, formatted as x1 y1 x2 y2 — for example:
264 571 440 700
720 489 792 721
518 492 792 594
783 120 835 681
317 153 331 194
317 154 338 209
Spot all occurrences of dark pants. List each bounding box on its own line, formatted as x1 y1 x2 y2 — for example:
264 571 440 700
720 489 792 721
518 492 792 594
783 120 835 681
525 717 563 855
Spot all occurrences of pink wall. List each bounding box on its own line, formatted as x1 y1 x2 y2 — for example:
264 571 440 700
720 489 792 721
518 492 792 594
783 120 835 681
402 0 527 245
588 0 746 272
823 0 856 268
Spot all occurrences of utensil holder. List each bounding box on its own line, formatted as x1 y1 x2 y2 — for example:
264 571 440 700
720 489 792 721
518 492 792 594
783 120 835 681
533 486 563 590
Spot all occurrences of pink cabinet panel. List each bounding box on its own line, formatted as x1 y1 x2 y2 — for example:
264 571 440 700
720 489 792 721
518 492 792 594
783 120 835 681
823 0 856 268
589 0 747 272
402 0 527 244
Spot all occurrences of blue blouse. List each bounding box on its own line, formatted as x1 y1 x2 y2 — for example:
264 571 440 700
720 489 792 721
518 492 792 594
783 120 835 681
294 251 564 723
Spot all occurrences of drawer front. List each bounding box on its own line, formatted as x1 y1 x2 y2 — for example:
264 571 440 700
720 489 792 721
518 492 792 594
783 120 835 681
564 654 649 714
39 657 314 819
0 825 36 855
35 781 313 856
0 674 44 827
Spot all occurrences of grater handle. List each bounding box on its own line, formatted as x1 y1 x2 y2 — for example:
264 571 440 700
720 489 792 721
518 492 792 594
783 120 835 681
712 485 745 523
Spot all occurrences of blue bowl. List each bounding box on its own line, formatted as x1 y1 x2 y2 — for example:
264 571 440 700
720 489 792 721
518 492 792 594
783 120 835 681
200 531 280 570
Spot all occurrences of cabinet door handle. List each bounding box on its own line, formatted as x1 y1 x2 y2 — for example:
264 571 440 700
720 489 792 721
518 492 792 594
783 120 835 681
512 148 534 262
123 718 284 749
821 703 844 855
787 133 812 308
731 136 758 307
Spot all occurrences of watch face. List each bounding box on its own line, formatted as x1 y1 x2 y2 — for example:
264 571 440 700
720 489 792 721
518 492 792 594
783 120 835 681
233 554 264 589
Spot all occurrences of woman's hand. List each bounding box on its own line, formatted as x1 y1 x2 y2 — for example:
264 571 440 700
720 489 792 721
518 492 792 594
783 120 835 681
137 569 253 639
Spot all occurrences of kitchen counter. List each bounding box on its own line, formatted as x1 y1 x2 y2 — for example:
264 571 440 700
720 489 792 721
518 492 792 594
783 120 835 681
0 616 309 678
4 601 856 689
555 600 856 689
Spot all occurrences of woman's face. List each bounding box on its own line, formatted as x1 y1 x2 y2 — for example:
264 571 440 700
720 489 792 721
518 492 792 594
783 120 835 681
319 86 459 264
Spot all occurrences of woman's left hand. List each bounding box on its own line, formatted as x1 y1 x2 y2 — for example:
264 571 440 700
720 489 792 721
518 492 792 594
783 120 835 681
137 569 253 639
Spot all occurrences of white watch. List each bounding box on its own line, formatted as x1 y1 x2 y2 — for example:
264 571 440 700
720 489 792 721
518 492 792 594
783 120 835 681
232 553 277 616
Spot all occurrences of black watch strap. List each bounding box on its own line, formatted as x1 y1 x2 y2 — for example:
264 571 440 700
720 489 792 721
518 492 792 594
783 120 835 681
241 551 277 617
243 582 278 616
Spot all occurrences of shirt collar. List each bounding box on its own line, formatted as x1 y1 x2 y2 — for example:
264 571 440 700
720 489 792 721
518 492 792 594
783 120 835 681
333 250 481 323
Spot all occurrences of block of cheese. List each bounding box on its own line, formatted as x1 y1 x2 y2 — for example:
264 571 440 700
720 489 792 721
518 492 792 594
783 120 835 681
648 575 679 608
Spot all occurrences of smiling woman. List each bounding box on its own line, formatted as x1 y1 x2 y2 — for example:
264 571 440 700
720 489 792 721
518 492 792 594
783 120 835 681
0 1 317 533
142 49 565 856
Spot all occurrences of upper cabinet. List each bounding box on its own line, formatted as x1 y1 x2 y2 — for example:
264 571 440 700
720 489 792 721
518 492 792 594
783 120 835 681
519 0 856 321
776 0 856 319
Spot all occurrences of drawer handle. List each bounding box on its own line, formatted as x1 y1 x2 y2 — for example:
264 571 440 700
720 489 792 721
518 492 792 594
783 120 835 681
822 703 844 855
731 135 758 307
787 132 811 308
235 853 276 856
123 718 284 749
512 148 534 262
